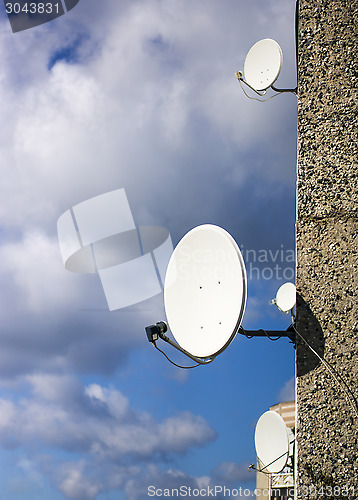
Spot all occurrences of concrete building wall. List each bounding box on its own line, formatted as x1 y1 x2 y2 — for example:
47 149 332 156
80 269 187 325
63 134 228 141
296 0 358 497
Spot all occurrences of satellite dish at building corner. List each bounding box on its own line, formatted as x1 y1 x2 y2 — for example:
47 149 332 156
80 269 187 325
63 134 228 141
254 411 291 474
164 224 247 359
145 226 295 366
275 282 296 313
244 38 283 91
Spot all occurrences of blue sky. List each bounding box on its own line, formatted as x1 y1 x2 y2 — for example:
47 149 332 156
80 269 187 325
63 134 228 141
0 1 297 498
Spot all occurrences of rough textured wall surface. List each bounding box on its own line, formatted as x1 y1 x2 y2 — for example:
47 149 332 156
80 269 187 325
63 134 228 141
296 0 358 498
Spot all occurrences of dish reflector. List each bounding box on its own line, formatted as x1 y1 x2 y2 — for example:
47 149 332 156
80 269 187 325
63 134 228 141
254 411 290 473
244 39 282 91
164 224 246 358
276 282 296 313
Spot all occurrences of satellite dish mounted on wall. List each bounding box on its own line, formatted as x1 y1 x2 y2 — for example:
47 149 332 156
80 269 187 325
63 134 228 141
145 225 296 368
244 38 282 92
146 224 247 366
164 224 247 359
235 38 297 97
254 411 294 474
272 282 296 314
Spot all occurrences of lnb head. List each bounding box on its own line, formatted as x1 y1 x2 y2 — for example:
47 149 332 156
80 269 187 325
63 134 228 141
145 321 168 343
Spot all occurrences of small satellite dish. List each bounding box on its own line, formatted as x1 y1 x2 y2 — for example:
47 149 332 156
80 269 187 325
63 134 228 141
164 224 246 359
254 411 290 474
275 282 296 313
244 39 283 91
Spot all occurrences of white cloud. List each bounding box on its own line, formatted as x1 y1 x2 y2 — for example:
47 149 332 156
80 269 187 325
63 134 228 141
57 462 102 500
0 0 296 380
0 375 216 459
0 225 165 380
0 231 79 313
278 377 295 402
0 399 16 439
124 461 255 500
124 465 208 500
0 375 217 499
0 0 297 231
85 383 130 419
17 458 44 486
211 461 253 483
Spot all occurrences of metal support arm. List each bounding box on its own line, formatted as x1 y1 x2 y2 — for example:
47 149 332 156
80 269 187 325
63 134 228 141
145 322 295 369
238 325 295 343
235 73 297 96
271 84 298 95
145 322 215 365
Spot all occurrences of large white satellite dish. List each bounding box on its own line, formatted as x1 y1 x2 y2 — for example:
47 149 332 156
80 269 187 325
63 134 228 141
164 224 246 359
254 411 290 473
244 39 283 91
275 282 296 313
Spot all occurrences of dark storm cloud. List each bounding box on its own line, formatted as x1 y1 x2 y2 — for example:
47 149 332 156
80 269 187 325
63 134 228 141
0 0 297 497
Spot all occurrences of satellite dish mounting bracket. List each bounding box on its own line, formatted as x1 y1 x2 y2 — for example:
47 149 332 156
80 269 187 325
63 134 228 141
235 72 297 96
271 84 298 95
145 322 296 368
238 324 296 344
145 322 216 365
